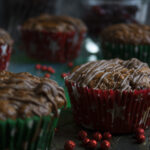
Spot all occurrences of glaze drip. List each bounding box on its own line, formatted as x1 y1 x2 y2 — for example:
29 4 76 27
0 71 66 120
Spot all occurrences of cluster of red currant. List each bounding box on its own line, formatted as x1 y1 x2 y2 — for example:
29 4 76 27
35 62 73 79
35 64 55 78
64 128 147 150
135 128 146 144
64 130 112 150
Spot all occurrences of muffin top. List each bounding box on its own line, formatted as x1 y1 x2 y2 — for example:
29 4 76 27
0 71 66 120
22 14 87 33
101 24 150 45
67 58 150 91
0 28 13 46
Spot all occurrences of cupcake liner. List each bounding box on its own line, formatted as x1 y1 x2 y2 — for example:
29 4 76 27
0 44 12 71
65 80 150 134
21 29 86 62
101 42 150 64
0 110 61 150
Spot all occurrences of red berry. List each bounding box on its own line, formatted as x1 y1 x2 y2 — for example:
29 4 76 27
135 128 145 135
101 140 111 150
103 132 112 140
47 67 55 74
64 140 76 150
61 73 67 78
78 130 87 140
47 67 52 72
93 132 102 141
82 138 90 145
44 73 50 78
35 64 41 70
87 139 97 149
68 62 73 67
41 65 47 71
137 134 146 143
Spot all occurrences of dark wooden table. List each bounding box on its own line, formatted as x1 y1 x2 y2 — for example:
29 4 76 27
52 109 150 150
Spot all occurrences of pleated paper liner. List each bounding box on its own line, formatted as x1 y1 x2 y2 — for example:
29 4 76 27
0 44 12 71
0 111 60 150
101 41 150 64
21 29 86 63
65 80 150 134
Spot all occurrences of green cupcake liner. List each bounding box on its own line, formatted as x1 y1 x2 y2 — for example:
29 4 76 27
101 42 150 64
0 110 60 150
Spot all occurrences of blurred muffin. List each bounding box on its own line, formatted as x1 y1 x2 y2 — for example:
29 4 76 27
0 28 13 70
100 24 150 64
0 71 66 150
65 58 150 133
21 14 87 62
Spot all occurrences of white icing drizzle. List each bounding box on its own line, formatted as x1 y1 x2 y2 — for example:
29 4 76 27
69 61 92 79
95 72 111 89
68 58 150 91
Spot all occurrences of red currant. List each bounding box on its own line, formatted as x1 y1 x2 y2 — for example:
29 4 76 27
137 134 146 144
78 130 87 140
47 67 55 74
103 132 112 140
87 139 97 149
64 140 76 150
41 65 47 71
135 128 145 135
101 140 111 150
93 132 102 141
68 62 73 67
35 64 41 70
61 73 67 78
82 138 90 145
44 73 50 78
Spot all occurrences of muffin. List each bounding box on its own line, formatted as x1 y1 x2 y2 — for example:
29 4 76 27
100 24 150 64
21 14 87 62
65 58 150 133
0 71 66 150
82 3 138 36
0 28 13 70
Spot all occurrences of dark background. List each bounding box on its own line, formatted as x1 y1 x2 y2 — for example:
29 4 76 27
0 0 149 39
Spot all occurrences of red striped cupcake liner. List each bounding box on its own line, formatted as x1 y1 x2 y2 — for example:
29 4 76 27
21 29 86 63
65 80 150 134
0 44 12 71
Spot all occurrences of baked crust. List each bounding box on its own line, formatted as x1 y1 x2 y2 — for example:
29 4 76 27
0 71 66 120
67 58 150 91
101 24 150 45
22 14 87 33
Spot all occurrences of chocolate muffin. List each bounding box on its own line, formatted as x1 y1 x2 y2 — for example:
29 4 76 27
65 58 150 133
22 14 87 33
0 28 13 71
100 24 150 64
101 24 150 45
0 71 66 150
21 14 87 62
67 58 150 91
